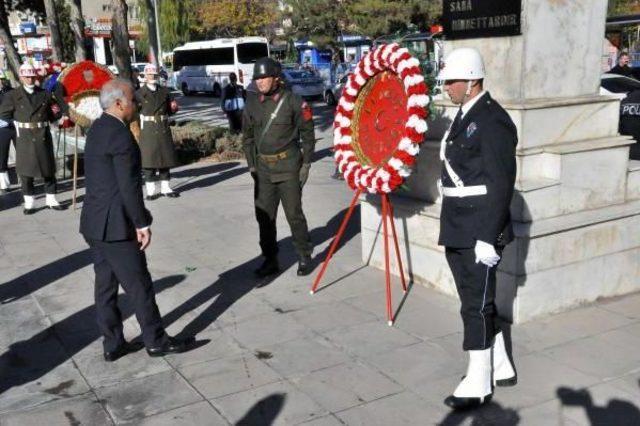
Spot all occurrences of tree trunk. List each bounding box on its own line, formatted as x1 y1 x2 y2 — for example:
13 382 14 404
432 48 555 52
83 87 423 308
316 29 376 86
144 0 160 68
0 1 21 84
44 0 64 61
67 0 88 61
111 0 133 82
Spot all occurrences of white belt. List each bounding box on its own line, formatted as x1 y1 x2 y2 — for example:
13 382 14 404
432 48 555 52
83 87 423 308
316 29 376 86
140 114 168 129
441 185 487 197
15 121 48 137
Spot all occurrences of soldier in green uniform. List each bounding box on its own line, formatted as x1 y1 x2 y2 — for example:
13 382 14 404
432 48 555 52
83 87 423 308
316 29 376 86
136 64 179 200
242 57 315 277
0 63 64 214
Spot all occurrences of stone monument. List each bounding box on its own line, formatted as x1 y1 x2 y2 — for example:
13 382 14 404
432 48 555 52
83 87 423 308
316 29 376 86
360 0 640 323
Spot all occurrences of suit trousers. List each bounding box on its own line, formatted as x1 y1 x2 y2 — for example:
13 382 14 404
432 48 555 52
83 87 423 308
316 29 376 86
87 239 168 352
143 168 170 182
445 246 504 351
20 175 56 195
254 174 312 259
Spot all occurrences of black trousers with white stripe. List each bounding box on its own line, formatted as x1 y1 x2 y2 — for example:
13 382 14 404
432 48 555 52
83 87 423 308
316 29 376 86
446 246 504 351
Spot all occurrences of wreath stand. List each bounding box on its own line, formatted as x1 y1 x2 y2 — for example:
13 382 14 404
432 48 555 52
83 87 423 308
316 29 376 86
310 189 407 326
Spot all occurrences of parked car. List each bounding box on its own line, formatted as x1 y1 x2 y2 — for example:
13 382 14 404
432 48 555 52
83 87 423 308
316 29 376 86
282 69 325 100
601 73 640 160
325 73 350 106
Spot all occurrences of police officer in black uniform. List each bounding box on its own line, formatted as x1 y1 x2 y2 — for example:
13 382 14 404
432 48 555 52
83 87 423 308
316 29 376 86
619 90 640 160
242 57 315 277
0 63 64 213
437 48 518 410
0 73 15 194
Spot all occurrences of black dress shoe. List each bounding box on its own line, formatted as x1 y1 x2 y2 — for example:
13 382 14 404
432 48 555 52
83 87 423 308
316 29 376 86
47 204 67 211
163 191 180 198
496 376 518 387
444 393 492 410
23 208 36 215
297 256 313 276
104 342 144 362
254 258 280 278
146 336 194 357
146 194 160 201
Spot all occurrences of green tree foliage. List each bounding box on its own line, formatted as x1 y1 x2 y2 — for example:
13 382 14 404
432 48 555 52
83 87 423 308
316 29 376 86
55 0 76 62
192 0 279 40
283 0 347 49
608 0 640 16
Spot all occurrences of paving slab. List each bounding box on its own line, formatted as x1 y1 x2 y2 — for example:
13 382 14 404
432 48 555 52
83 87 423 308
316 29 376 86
0 394 113 426
94 371 203 424
179 353 282 399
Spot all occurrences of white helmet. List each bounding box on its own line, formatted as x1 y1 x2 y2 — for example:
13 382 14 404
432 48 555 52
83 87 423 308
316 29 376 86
143 63 158 75
437 47 485 81
19 63 37 77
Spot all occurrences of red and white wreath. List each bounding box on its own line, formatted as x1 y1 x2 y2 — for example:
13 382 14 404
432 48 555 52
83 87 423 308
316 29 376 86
333 43 430 193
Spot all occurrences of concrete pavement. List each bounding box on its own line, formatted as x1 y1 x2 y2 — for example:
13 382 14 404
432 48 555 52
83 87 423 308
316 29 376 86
0 103 639 425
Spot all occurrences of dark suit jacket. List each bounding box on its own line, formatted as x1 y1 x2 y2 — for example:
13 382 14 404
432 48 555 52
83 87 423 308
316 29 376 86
80 113 152 242
438 92 518 249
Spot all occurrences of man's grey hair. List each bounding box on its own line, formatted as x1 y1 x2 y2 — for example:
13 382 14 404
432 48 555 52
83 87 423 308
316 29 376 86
100 78 134 110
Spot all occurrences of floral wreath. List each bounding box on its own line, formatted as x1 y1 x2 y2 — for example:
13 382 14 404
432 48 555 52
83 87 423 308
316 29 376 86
333 43 430 193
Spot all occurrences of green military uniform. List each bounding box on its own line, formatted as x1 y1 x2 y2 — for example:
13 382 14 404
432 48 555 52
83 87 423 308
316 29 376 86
0 86 59 193
242 82 315 268
135 85 178 170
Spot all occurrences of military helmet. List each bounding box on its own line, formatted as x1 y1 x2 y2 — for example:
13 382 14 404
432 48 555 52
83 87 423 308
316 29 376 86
253 57 281 79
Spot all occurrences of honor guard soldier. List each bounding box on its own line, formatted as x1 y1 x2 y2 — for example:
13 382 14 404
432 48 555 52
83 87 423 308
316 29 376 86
136 64 180 200
0 63 64 213
242 57 315 277
437 48 518 410
0 72 15 194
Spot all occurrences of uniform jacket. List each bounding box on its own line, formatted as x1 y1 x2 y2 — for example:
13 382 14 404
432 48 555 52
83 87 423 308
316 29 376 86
0 86 59 178
135 85 178 169
242 85 315 182
438 92 517 248
80 113 152 242
619 91 640 160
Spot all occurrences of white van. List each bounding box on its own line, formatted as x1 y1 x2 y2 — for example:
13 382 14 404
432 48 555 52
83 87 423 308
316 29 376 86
173 37 269 96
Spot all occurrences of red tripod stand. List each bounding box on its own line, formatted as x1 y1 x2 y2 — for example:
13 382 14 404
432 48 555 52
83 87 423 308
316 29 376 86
310 189 407 325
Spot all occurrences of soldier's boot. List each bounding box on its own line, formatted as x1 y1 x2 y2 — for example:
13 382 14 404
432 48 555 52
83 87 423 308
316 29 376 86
46 194 65 211
145 182 159 201
0 172 10 194
254 257 280 278
296 255 313 276
444 349 493 410
160 180 179 198
23 195 36 215
492 331 517 386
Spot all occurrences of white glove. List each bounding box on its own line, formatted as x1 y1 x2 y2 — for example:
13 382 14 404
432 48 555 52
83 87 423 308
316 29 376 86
474 240 500 267
0 119 8 128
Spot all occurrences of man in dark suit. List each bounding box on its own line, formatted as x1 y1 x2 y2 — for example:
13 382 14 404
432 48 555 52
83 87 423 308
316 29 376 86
437 48 518 410
80 79 190 362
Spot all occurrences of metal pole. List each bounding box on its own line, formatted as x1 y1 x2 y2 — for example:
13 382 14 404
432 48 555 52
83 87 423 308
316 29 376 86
154 0 163 68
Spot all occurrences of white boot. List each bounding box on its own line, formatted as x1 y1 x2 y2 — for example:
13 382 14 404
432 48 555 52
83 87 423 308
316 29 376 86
493 331 517 386
145 182 157 199
45 193 64 210
160 180 179 197
23 195 35 214
453 349 493 398
0 172 9 190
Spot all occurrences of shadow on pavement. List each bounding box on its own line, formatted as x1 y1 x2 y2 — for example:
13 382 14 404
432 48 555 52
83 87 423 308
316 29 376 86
0 249 92 304
557 385 640 425
236 393 286 426
0 274 186 396
437 401 520 425
161 206 361 340
172 162 240 179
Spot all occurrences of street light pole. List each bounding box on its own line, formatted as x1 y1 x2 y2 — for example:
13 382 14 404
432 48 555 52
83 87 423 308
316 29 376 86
153 0 162 68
